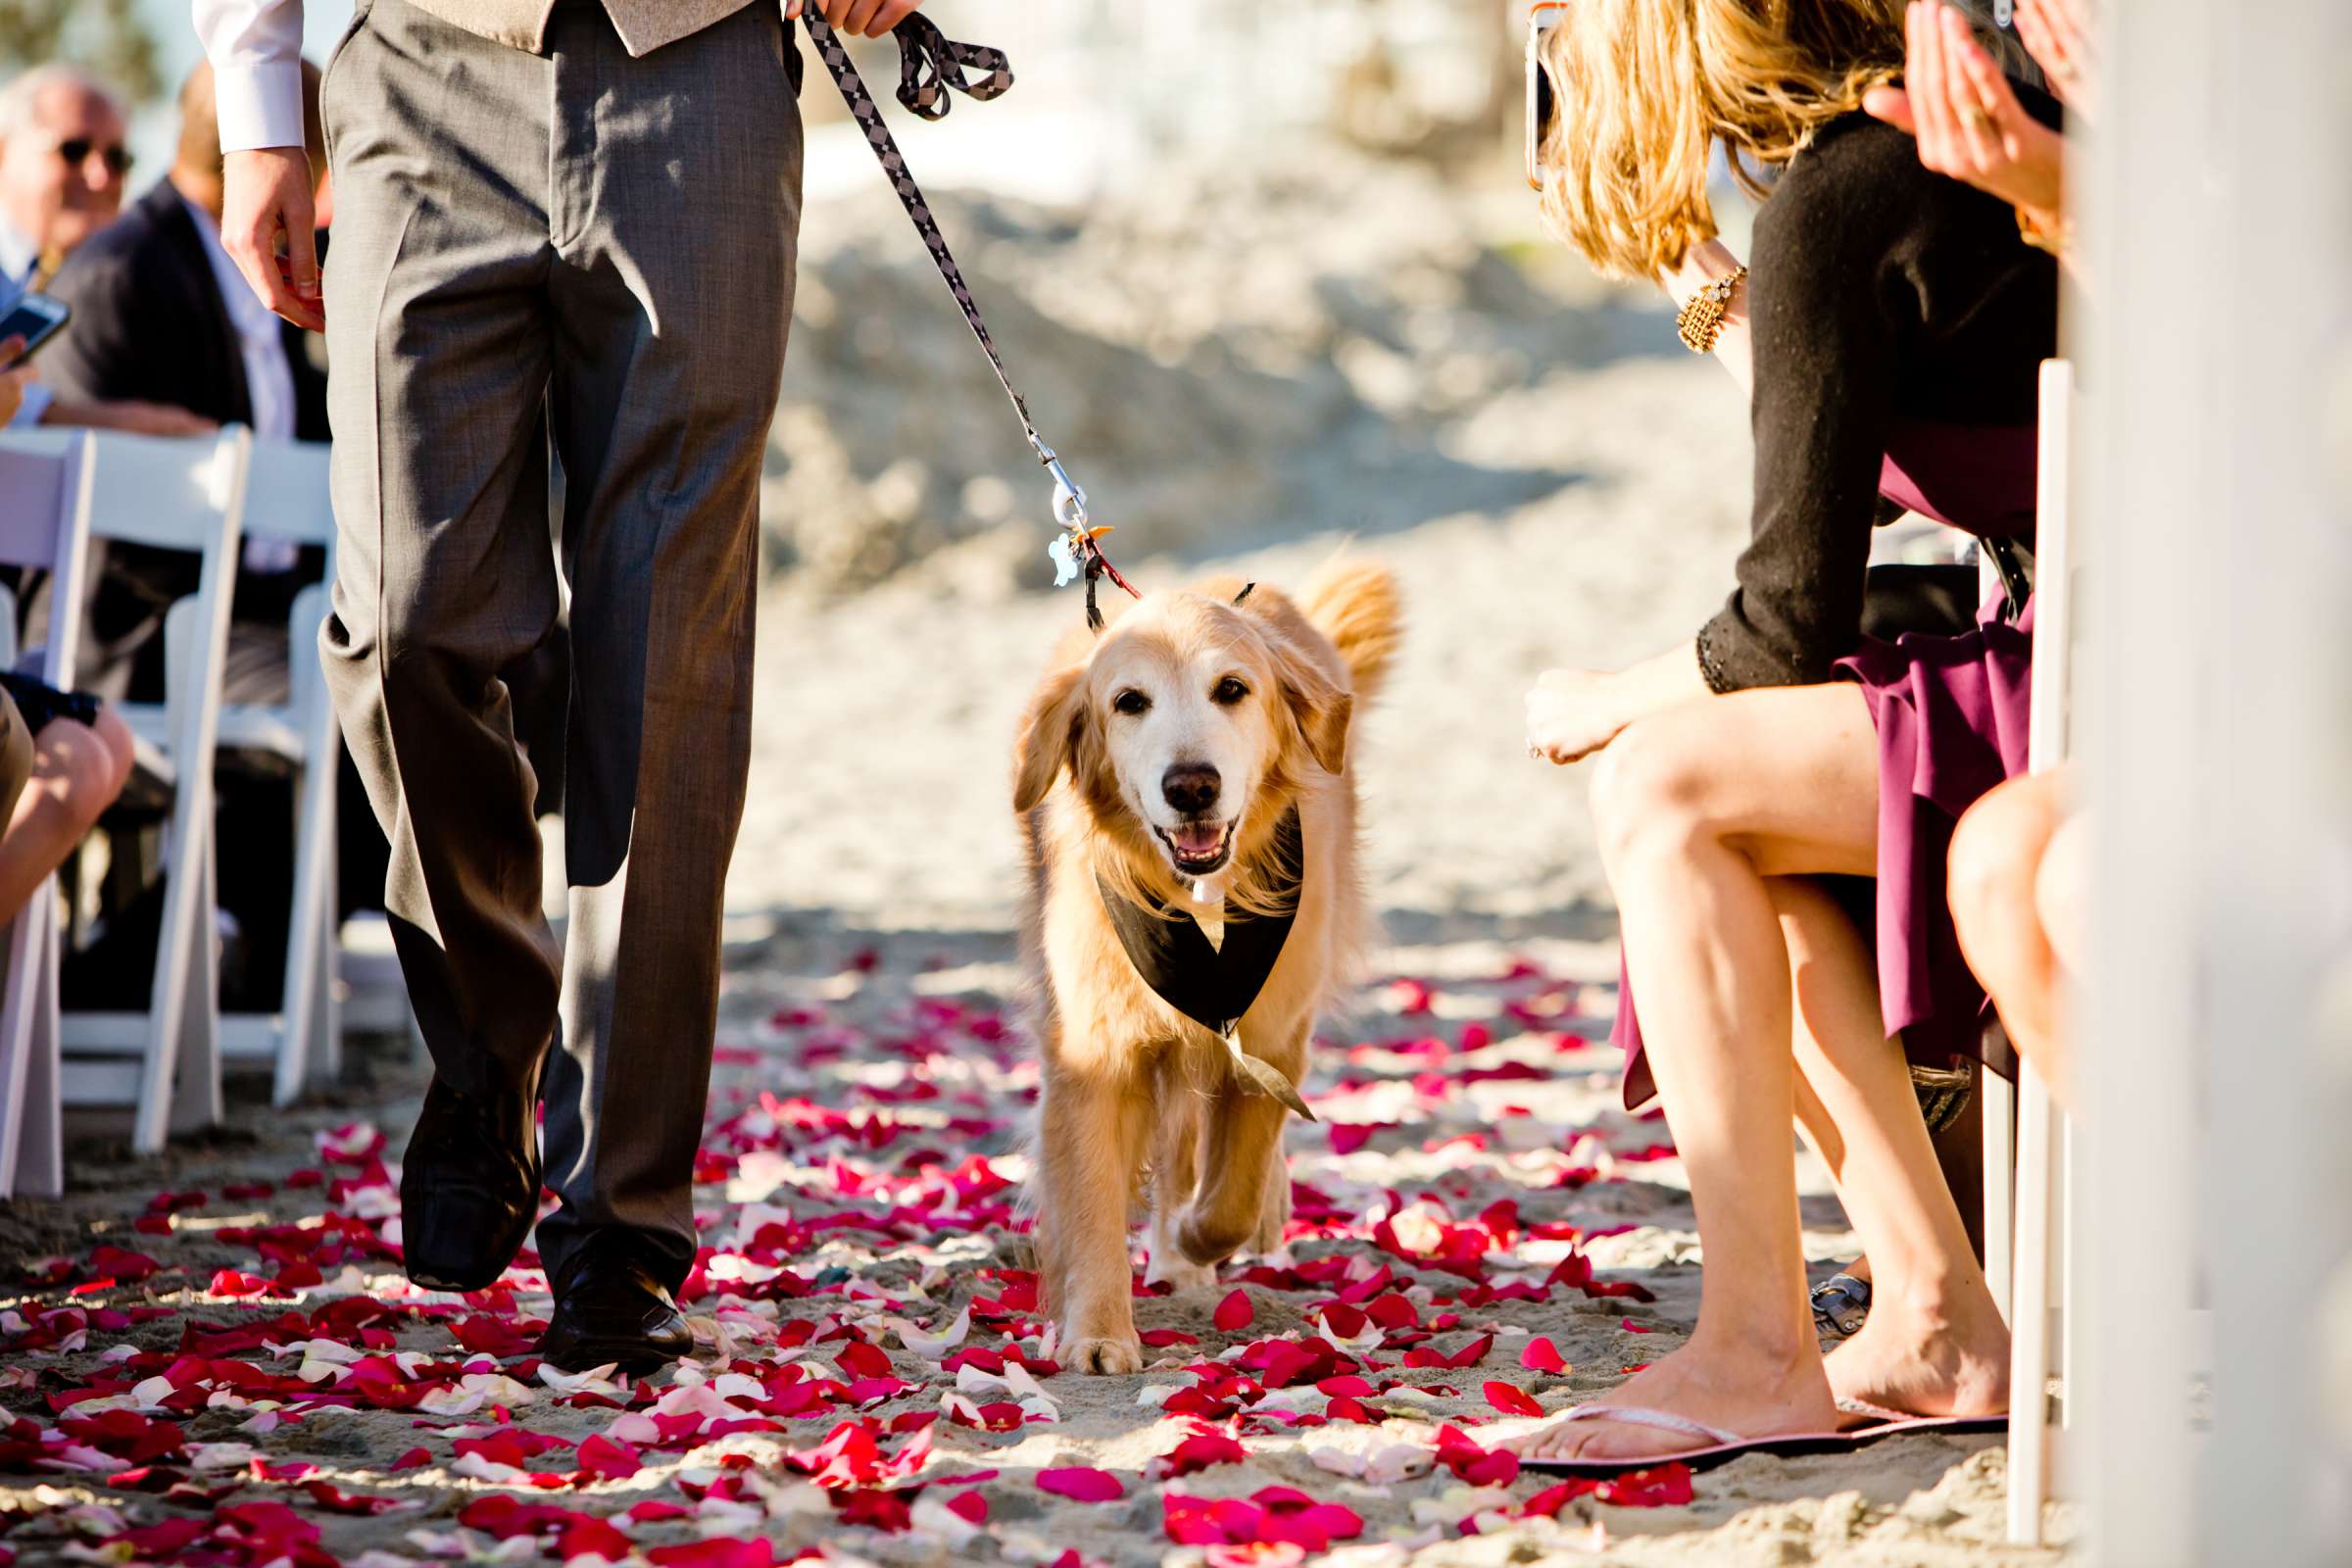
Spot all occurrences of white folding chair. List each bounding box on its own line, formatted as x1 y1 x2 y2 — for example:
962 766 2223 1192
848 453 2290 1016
214 439 342 1105
57 428 250 1154
2005 358 2077 1544
0 430 96 1198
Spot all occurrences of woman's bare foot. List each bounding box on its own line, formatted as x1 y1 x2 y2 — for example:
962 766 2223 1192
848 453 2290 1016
1823 1278 2009 1423
1501 1340 1838 1462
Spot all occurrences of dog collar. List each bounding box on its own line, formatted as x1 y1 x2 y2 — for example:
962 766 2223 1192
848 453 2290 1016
1096 808 1314 1120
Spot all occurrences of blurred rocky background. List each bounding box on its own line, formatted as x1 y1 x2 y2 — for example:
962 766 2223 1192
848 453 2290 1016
764 0 1675 594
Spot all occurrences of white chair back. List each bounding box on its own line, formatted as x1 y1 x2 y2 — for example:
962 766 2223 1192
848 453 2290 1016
2005 358 2077 1544
214 437 348 1103
0 429 99 1199
0 430 95 683
57 427 251 1153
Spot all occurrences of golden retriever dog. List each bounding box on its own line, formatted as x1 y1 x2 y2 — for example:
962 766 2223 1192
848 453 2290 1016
1012 560 1398 1373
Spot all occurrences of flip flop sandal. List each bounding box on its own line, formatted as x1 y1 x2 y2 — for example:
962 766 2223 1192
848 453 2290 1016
1512 1404 1864 1477
1835 1396 2011 1438
1515 1400 2011 1477
1811 1272 1873 1339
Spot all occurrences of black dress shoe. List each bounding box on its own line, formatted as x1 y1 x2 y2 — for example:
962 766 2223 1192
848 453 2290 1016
536 1239 695 1374
400 1065 543 1293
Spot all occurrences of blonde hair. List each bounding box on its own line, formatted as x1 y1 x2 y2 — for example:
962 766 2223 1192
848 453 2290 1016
1537 0 1906 279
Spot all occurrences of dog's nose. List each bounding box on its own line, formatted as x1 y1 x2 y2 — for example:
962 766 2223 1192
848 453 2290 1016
1161 763 1221 816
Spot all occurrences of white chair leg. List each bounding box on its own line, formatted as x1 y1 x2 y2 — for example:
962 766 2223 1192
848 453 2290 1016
2006 1064 2059 1544
275 754 334 1107
0 891 63 1199
318 840 342 1088
171 811 223 1136
21 907 62 1197
1981 1049 2016 1320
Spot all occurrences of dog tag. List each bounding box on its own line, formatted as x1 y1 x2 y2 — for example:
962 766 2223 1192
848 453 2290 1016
1225 1030 1316 1121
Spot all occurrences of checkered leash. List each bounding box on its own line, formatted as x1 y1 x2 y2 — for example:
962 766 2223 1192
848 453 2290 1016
805 9 1140 626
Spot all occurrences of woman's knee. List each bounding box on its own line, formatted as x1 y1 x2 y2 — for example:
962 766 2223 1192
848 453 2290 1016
48 721 126 832
2034 810 2089 975
1589 716 1720 868
89 705 135 800
1947 774 2061 947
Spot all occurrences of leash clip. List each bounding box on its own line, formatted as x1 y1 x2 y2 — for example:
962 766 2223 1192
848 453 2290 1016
1038 442 1089 530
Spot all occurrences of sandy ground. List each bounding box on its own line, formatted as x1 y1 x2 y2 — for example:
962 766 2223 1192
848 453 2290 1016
0 145 2074 1566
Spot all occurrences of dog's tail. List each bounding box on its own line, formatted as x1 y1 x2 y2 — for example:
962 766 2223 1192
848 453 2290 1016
1298 559 1400 702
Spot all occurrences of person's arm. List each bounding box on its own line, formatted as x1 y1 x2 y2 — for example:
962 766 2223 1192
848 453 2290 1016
1529 141 1911 764
1661 239 1753 395
1864 3 2078 280
197 0 322 331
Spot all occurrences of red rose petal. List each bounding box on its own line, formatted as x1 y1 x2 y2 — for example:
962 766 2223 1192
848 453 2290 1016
1213 1290 1254 1333
1520 1336 1567 1373
1037 1466 1125 1503
1482 1380 1544 1417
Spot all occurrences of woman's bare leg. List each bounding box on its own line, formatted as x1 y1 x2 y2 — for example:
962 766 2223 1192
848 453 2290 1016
1772 875 2008 1419
1949 770 2067 1093
1511 684 1881 1461
0 710 133 921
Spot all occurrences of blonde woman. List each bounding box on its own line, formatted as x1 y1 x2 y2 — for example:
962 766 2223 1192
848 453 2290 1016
1513 0 2058 1465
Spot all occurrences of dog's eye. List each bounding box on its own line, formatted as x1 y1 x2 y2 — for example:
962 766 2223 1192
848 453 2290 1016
1212 677 1250 706
1112 689 1152 716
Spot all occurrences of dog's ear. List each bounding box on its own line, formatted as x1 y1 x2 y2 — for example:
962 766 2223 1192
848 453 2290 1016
1269 637 1352 776
1012 663 1088 813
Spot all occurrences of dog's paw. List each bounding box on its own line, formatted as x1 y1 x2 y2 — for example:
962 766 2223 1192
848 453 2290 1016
1065 1334 1145 1375
1143 1250 1218 1294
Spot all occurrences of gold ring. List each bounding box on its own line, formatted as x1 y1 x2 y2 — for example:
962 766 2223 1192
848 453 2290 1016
1963 106 1994 130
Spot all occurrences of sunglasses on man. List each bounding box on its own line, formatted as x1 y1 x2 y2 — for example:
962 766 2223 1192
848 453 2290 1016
1525 2 1570 190
53 138 131 178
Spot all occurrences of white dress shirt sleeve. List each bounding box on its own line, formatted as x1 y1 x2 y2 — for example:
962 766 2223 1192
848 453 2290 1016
193 0 310 154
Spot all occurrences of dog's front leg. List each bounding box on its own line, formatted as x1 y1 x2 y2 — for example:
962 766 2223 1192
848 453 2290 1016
1177 1024 1305 1268
1035 1062 1150 1374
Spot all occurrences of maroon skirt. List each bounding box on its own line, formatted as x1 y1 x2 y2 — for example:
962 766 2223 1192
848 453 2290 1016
1613 596 2033 1110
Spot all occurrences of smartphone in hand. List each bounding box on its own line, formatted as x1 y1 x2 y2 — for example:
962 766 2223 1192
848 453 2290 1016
0 292 71 368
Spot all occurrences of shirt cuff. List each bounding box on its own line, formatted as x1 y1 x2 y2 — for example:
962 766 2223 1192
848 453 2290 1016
214 61 310 154
9 384 51 429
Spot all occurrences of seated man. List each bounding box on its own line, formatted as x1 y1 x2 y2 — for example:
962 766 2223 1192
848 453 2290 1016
0 63 212 437
40 60 389 1012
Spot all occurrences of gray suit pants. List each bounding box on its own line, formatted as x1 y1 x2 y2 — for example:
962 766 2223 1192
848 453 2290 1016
318 0 803 1292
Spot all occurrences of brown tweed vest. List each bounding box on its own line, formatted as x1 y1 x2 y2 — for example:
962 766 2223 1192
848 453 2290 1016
403 0 761 58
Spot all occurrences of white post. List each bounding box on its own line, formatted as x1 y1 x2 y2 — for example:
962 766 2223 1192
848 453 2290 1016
2077 1 2352 1564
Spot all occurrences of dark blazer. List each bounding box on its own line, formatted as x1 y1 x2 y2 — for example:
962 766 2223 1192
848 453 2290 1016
41 180 331 677
44 179 329 440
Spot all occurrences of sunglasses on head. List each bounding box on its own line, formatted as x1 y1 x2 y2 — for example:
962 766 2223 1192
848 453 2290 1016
1525 2 1570 191
55 138 131 177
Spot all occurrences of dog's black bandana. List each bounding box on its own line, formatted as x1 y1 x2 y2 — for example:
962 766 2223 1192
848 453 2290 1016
1097 808 1315 1120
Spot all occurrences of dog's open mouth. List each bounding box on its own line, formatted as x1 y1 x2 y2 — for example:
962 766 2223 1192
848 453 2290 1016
1154 819 1233 875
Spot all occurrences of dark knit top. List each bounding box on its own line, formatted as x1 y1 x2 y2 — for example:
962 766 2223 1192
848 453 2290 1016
1695 109 2060 694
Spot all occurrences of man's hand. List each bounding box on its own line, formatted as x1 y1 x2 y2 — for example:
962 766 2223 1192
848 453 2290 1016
222 147 324 332
786 0 926 39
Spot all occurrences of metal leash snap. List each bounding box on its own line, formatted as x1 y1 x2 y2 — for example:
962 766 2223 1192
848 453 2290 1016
1038 444 1089 531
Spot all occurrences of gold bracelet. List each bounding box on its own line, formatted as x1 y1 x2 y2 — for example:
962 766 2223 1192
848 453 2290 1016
1675 265 1747 355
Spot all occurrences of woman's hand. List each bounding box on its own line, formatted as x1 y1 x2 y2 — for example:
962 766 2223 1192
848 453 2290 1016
1865 3 2064 227
2014 0 2096 121
1526 646 1716 766
1527 668 1631 766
